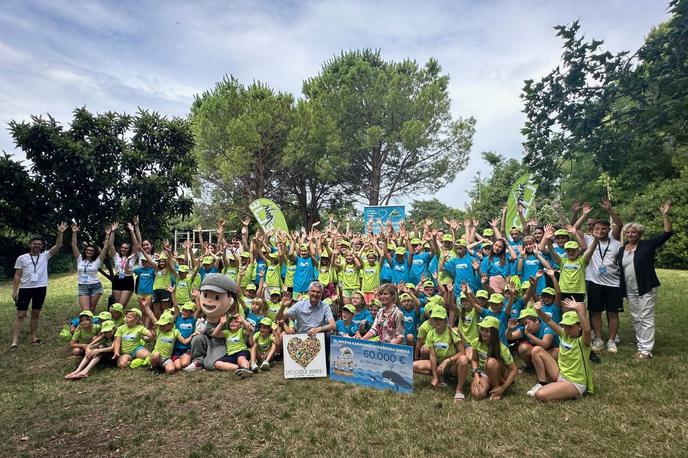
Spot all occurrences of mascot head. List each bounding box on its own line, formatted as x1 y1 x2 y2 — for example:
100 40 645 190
199 273 237 321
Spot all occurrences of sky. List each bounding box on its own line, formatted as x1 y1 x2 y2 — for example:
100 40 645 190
0 0 671 209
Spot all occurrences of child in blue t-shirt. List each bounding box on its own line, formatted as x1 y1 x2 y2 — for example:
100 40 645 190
336 304 361 338
399 291 421 346
351 292 374 335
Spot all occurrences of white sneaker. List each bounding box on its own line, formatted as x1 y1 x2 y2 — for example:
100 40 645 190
615 334 621 344
527 383 543 397
606 340 618 354
183 361 202 372
250 363 259 372
591 338 604 352
260 361 271 371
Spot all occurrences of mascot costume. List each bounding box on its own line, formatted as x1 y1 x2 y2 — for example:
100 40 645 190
187 273 238 370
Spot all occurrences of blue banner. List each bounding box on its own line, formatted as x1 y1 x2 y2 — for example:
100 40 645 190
362 205 406 234
329 336 413 394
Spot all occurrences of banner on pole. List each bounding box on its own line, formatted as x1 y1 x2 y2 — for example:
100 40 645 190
362 206 406 234
249 198 289 233
329 336 413 393
505 174 538 231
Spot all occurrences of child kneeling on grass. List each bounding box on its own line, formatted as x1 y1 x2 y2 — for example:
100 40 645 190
213 314 254 378
413 306 469 403
527 298 594 400
470 316 518 401
70 310 100 357
65 320 117 380
250 317 277 372
113 308 152 368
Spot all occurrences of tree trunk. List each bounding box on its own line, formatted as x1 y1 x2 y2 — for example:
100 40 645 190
369 145 381 205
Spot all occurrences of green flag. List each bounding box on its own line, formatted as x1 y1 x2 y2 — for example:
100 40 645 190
249 198 289 232
505 173 538 231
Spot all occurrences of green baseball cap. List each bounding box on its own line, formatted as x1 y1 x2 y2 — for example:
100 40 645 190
371 299 382 307
127 308 143 318
423 280 435 288
340 240 351 248
156 315 172 326
564 241 579 250
395 247 406 255
320 252 330 258
475 290 489 299
483 228 494 237
240 252 250 259
429 295 445 306
410 238 422 245
259 317 273 327
100 320 115 333
202 256 214 264
342 304 356 314
245 284 257 291
488 293 504 304
157 253 168 261
518 308 538 320
178 265 190 273
520 281 531 291
541 287 556 296
79 310 94 318
181 301 196 311
430 307 447 320
478 316 500 329
554 229 570 237
110 303 124 313
560 311 580 326
441 234 453 242
455 239 467 247
459 292 467 300
481 240 493 247
399 293 412 301
405 282 416 289
268 287 281 296
98 311 112 321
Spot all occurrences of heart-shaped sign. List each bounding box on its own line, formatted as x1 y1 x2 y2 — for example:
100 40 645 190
377 209 388 220
287 336 321 368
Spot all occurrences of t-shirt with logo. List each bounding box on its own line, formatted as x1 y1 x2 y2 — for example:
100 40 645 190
409 251 432 285
115 324 148 355
471 339 514 370
360 262 382 293
153 328 181 359
557 330 594 393
14 252 52 289
153 269 175 291
558 257 588 294
293 256 316 293
425 327 462 363
76 256 102 285
443 254 479 295
335 320 360 337
401 307 420 337
174 315 196 351
252 331 275 353
340 263 361 290
458 307 479 344
584 234 622 287
71 324 100 344
223 328 248 356
133 266 155 295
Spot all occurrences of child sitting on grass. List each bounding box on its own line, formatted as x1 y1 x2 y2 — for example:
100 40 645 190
250 317 277 372
213 314 254 378
70 310 100 357
65 320 117 380
469 316 518 401
113 308 152 368
149 312 194 374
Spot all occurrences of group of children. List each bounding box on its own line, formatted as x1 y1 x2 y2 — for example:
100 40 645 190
64 209 601 403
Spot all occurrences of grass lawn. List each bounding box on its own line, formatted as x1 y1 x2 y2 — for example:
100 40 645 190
2 270 688 457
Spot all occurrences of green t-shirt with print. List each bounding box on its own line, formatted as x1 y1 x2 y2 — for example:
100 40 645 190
223 328 248 356
264 259 282 288
240 263 256 289
223 265 239 282
418 320 433 342
153 269 174 290
439 250 458 285
340 263 361 290
425 327 461 363
471 339 514 370
459 308 479 344
559 257 587 294
252 331 275 353
115 324 149 355
153 328 180 359
284 261 296 288
557 330 594 393
360 262 381 293
318 264 337 285
71 324 100 344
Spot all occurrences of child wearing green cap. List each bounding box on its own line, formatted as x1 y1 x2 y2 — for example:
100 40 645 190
70 311 100 357
113 309 152 368
470 316 518 401
213 314 254 377
528 299 593 400
399 287 421 346
335 304 361 338
544 225 594 302
150 313 194 374
360 250 382 304
250 317 277 372
110 303 125 328
334 250 362 304
65 320 117 379
171 299 200 371
413 306 469 402
351 292 374 336
506 307 557 367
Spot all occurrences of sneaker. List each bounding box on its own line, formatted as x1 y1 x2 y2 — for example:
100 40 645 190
635 351 652 360
615 334 621 344
250 363 259 372
591 338 604 352
260 361 271 371
606 340 618 354
527 383 543 397
235 368 254 378
183 361 202 372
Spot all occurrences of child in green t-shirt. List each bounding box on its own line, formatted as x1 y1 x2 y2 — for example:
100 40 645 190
213 314 254 377
545 225 595 302
65 320 117 380
250 317 277 372
70 310 100 357
469 316 518 401
149 313 194 374
113 308 152 369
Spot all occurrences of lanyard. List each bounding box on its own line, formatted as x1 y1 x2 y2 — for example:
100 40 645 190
29 255 39 273
597 241 610 262
82 259 92 276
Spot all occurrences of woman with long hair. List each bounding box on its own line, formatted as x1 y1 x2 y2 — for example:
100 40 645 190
71 223 112 311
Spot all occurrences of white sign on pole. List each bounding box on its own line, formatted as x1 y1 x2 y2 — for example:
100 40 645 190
282 333 327 379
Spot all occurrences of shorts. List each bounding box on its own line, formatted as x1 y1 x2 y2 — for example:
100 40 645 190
15 287 47 311
557 374 587 395
78 282 104 297
219 350 250 365
153 289 172 303
172 348 190 359
129 345 146 357
112 275 135 292
561 292 586 303
586 281 622 313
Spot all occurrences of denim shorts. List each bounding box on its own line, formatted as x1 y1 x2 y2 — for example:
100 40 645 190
129 345 146 357
78 282 104 297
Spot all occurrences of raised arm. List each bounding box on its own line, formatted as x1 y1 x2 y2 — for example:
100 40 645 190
70 223 81 259
99 225 114 262
49 222 68 257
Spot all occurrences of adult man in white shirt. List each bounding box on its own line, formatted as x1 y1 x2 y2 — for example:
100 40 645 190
11 223 67 349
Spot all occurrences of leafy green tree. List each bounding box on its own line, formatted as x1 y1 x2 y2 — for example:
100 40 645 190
303 49 476 205
190 76 295 219
6 107 195 243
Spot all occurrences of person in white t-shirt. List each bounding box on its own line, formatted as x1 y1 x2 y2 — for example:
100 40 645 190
70 223 112 312
108 222 139 307
11 223 67 349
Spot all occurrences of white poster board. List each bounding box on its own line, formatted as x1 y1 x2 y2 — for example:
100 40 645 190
282 333 327 378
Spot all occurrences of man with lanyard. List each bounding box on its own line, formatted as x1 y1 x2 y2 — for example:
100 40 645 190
573 199 623 354
11 223 67 349
276 281 336 367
